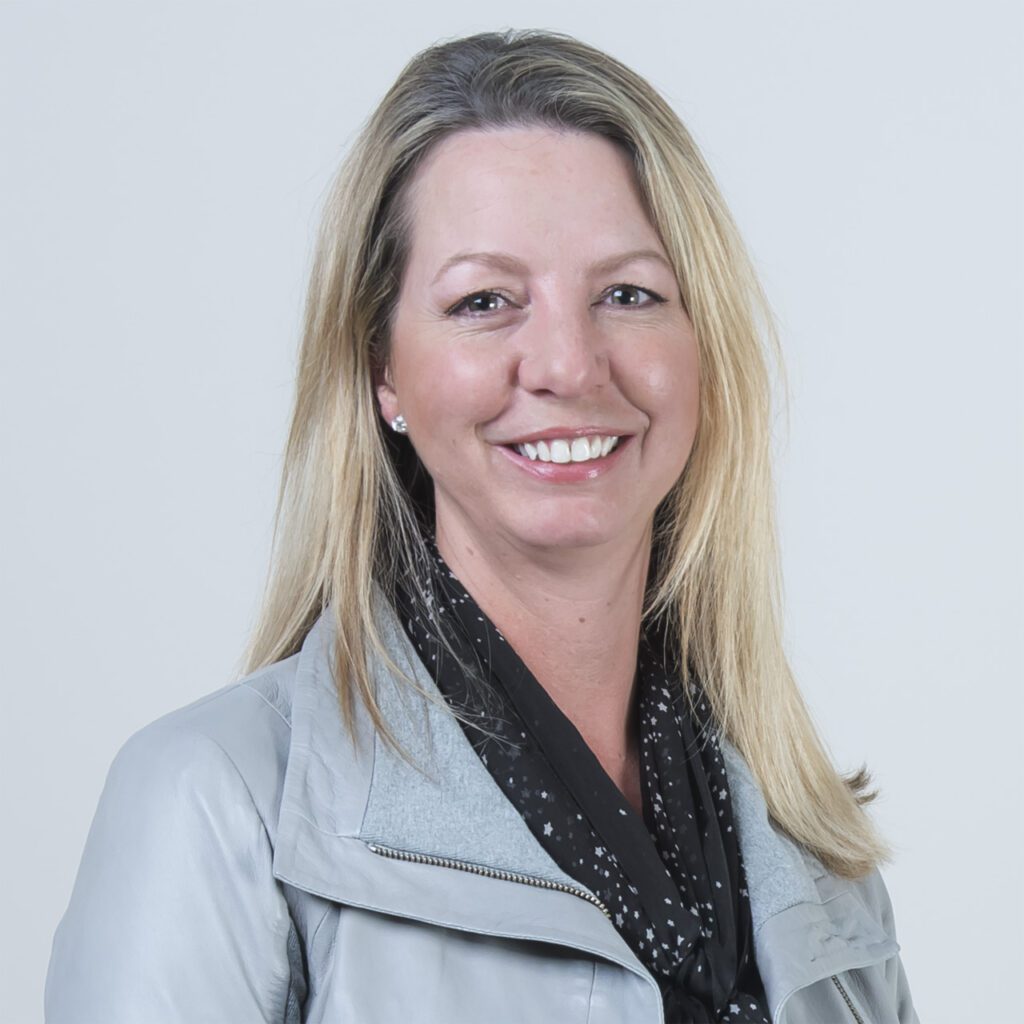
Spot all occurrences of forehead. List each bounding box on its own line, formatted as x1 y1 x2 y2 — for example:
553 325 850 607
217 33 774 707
400 126 663 277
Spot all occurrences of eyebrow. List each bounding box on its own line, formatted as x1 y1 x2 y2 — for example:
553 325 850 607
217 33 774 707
430 248 673 286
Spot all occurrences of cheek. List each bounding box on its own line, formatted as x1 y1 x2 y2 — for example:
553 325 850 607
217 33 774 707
625 333 701 433
398 335 512 429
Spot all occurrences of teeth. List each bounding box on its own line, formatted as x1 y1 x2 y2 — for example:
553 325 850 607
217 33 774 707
570 438 590 461
514 435 621 463
551 439 571 463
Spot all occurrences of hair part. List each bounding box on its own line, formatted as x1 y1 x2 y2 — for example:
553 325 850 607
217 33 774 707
242 28 889 879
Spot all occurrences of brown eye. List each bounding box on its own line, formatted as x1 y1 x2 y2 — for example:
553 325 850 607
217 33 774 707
606 284 664 307
448 291 512 316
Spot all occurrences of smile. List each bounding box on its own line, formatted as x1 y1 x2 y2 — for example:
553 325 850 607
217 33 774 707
513 435 621 464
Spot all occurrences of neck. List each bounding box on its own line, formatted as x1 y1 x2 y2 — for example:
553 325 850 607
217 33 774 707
434 514 651 762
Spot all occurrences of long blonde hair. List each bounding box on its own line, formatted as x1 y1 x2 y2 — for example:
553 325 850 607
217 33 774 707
243 28 888 879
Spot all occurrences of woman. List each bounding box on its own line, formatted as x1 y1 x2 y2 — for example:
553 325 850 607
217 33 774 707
45 29 918 1024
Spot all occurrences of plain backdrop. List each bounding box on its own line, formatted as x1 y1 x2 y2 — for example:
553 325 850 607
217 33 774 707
2 2 1021 1022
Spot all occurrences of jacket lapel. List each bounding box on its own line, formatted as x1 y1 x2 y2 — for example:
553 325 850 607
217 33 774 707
272 597 656 982
720 740 900 1009
272 600 898 1010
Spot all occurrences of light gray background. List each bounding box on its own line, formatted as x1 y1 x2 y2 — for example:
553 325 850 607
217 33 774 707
2 3 1021 1022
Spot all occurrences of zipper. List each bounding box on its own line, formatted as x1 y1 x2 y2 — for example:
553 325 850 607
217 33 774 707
366 842 612 920
830 975 865 1023
370 844 873 1023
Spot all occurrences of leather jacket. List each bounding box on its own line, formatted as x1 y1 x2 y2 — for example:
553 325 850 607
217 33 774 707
45 599 919 1023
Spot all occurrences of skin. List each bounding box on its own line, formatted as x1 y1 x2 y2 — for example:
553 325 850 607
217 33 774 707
376 126 700 813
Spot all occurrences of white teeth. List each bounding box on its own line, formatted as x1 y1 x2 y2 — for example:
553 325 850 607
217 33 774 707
513 435 621 463
570 438 590 462
550 439 572 463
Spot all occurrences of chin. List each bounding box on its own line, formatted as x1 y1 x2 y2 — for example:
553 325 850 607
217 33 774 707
504 510 625 552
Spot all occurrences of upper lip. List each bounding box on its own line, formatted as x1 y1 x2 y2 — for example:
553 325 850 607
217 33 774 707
498 427 632 446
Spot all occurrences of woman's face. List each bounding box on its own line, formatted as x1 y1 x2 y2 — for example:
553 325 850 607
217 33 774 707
377 126 700 559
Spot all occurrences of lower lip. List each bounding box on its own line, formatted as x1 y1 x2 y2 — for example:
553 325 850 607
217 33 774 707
494 437 632 482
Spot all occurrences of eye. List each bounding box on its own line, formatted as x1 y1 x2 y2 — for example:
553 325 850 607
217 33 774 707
445 290 514 317
603 283 667 307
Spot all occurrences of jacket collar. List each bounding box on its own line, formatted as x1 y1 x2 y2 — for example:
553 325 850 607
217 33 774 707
718 741 899 1009
272 595 653 984
272 599 898 1008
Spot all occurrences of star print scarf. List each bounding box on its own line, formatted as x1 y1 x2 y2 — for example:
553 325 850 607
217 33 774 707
392 537 771 1024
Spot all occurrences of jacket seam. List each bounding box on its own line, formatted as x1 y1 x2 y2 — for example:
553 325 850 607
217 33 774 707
196 731 299 949
200 730 274 836
240 679 295 732
585 960 597 1024
196 730 305 1021
308 905 334 955
355 714 379 838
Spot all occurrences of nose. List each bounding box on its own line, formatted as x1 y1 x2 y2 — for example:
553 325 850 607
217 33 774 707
515 303 611 397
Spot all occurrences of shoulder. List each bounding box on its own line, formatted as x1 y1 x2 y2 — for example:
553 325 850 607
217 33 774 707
46 655 307 1022
805 850 899 937
720 737 900 940
106 653 301 841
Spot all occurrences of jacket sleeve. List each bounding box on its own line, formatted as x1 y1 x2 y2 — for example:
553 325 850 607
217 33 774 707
864 867 921 1024
884 904 920 1023
45 719 302 1024
886 951 920 1024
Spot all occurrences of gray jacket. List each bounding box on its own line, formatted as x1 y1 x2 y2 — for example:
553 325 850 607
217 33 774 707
46 601 919 1024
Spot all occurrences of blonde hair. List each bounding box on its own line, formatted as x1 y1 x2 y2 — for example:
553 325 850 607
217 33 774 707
243 28 889 879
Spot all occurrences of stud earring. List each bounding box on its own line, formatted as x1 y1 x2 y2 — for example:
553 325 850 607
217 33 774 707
390 414 408 434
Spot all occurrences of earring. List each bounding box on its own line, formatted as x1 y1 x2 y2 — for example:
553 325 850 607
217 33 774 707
390 414 408 434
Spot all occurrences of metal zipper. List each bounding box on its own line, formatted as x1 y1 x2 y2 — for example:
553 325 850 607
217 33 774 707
371 844 872 1022
366 842 612 920
830 975 865 1023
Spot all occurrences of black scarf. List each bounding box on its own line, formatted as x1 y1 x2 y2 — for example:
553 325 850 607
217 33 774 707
393 538 770 1024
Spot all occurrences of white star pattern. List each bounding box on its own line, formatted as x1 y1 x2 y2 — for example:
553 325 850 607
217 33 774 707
394 538 771 1024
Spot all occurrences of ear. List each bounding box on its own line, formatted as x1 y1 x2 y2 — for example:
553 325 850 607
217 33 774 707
374 363 400 426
